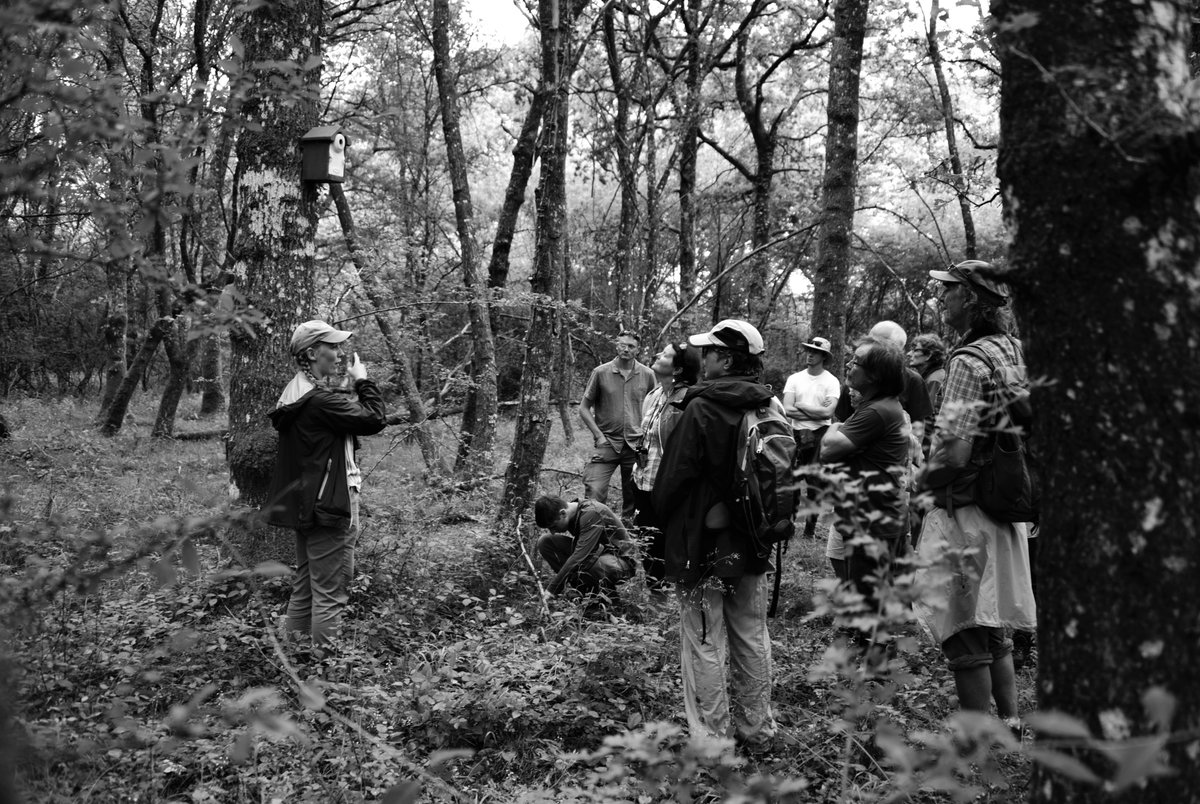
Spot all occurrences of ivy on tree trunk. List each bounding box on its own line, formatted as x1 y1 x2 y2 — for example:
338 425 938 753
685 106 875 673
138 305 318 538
225 0 322 508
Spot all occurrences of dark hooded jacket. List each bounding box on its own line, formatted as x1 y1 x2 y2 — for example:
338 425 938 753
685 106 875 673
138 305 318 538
264 379 387 530
652 376 775 585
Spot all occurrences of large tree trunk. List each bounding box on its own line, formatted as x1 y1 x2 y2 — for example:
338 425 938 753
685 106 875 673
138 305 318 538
196 332 225 415
99 316 171 436
603 5 640 325
995 1 1200 801
97 42 132 424
810 0 868 368
225 0 322 507
747 142 774 320
926 0 976 259
495 0 578 538
97 310 128 418
431 0 499 477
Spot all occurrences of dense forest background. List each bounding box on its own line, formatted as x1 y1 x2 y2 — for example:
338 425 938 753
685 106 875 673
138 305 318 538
3 0 1199 801
0 0 1001 414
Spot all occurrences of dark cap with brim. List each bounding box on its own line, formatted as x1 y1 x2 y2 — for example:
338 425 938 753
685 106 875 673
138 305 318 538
930 260 1009 306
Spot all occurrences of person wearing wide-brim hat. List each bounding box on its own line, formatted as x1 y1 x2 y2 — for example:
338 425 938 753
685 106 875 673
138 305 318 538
783 335 841 538
913 260 1035 728
265 320 388 648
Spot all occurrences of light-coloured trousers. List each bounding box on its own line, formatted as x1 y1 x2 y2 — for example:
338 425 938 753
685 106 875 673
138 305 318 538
679 572 776 744
285 490 360 646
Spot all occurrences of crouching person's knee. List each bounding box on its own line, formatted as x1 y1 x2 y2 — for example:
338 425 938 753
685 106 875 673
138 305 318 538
586 553 634 589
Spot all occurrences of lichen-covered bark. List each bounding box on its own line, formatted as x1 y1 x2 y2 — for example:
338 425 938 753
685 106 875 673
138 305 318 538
494 0 579 538
810 0 868 366
225 0 322 506
994 1 1200 800
196 332 225 416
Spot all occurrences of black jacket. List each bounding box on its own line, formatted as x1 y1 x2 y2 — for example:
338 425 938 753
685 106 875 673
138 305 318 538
264 379 387 530
652 376 775 585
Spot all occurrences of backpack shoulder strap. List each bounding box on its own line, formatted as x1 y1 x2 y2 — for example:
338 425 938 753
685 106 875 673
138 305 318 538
951 342 995 374
735 408 755 470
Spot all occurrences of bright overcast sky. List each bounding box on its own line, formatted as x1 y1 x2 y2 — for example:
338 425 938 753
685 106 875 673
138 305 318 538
463 0 531 45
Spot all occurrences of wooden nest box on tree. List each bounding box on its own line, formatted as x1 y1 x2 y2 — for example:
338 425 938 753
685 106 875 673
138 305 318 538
299 125 349 183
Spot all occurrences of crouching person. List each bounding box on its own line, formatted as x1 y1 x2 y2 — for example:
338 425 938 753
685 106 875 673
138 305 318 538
533 495 638 598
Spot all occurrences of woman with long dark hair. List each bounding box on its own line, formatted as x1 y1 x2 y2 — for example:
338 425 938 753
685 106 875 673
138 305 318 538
632 342 702 588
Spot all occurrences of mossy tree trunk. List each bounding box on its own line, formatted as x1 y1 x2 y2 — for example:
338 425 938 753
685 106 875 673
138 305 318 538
994 1 1200 800
810 0 868 370
225 0 322 509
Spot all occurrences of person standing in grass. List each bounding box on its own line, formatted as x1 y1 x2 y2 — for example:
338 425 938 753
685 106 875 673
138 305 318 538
782 335 840 538
579 331 657 522
265 320 387 647
916 261 1036 726
653 319 778 750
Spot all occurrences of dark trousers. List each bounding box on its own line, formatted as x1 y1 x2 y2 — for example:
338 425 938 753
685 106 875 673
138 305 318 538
537 534 629 592
794 426 828 535
633 488 665 589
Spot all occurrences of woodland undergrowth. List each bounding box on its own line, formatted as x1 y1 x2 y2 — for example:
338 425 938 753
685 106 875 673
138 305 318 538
0 394 1040 803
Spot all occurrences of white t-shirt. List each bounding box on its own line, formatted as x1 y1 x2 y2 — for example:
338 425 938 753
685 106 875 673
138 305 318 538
782 369 840 431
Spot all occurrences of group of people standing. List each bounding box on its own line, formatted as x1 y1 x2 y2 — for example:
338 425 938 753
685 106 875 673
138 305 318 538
258 259 1035 750
535 259 1036 748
